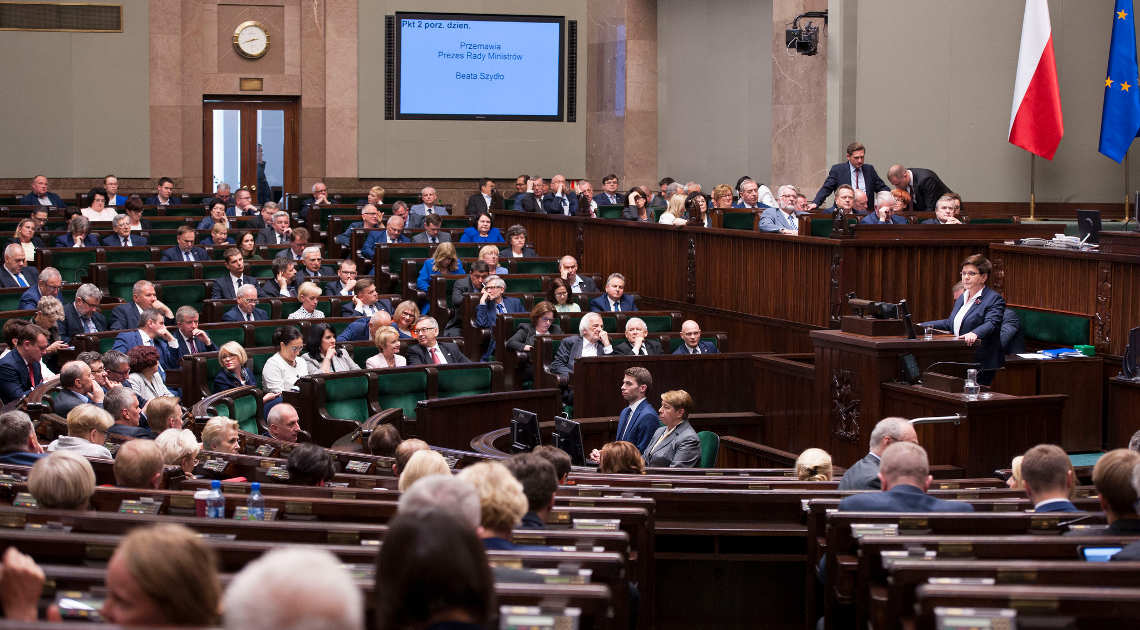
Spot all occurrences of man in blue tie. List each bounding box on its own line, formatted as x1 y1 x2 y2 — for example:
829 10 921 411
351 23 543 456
758 185 804 234
159 226 208 262
0 244 38 289
589 367 661 463
589 273 637 313
60 284 107 342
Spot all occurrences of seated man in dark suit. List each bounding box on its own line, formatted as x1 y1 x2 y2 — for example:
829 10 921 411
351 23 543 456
0 324 49 404
412 213 452 245
516 177 546 213
334 204 382 248
594 174 623 207
821 184 856 217
614 317 663 356
859 191 908 225
1091 449 1140 538
541 174 579 216
406 317 471 365
921 193 964 224
19 175 66 208
837 417 917 490
838 442 974 513
211 248 259 300
361 214 410 263
1019 443 1079 512
0 243 38 289
323 259 359 297
445 261 491 336
588 367 661 463
223 284 270 322
101 214 147 247
18 266 62 311
340 278 393 318
170 306 217 361
298 181 331 222
227 188 261 220
159 225 208 262
53 360 106 417
732 178 776 209
258 257 298 299
295 246 335 284
109 280 173 331
145 177 177 207
111 308 181 372
464 178 505 216
887 164 951 212
56 215 101 247
504 453 559 529
809 142 889 209
0 410 46 466
559 255 597 293
473 275 525 361
59 284 107 343
589 273 637 312
256 210 293 245
551 312 614 378
673 320 718 355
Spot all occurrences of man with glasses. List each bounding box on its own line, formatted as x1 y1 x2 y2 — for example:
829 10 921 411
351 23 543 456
60 284 106 342
102 214 149 248
208 182 232 208
0 324 50 404
474 275 524 361
673 320 718 355
407 317 471 365
227 188 259 219
77 351 114 391
323 259 358 297
211 249 259 300
335 203 383 248
160 225 208 262
0 243 39 289
18 266 62 311
300 181 331 222
224 284 270 322
146 177 176 207
295 246 334 284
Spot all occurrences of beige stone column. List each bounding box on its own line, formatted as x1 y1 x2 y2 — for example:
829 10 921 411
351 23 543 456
771 0 828 195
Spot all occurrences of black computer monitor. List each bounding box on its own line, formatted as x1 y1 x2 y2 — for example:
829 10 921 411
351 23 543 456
510 408 540 453
1077 209 1102 244
551 416 585 466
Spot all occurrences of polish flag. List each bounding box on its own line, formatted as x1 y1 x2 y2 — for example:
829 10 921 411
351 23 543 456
1009 0 1064 159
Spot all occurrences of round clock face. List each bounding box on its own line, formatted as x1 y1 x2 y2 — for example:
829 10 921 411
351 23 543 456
234 22 269 59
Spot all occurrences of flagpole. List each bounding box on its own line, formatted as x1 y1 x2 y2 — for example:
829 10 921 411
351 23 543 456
1029 154 1037 220
1126 150 1132 222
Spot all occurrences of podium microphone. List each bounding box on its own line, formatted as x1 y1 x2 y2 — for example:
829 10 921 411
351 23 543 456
898 299 916 339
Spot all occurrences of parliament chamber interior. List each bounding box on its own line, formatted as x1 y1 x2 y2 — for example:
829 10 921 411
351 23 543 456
0 1 1139 629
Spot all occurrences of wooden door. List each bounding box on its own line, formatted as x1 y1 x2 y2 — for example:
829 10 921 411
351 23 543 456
203 97 299 201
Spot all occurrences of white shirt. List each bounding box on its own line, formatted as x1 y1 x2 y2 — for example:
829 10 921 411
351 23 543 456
262 353 309 393
366 353 407 369
848 163 866 194
579 338 612 358
82 207 118 221
424 344 448 364
482 193 492 208
952 287 985 337
568 276 587 294
618 398 646 441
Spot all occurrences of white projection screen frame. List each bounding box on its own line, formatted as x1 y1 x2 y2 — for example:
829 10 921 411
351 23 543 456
395 12 565 121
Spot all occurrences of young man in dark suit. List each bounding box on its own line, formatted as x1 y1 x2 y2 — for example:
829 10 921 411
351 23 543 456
587 367 660 463
810 142 889 208
464 178 504 215
406 317 471 365
0 325 48 404
838 442 974 513
1019 444 1079 512
211 249 259 300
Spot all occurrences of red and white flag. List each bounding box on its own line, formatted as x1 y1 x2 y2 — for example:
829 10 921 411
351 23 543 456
1009 0 1064 159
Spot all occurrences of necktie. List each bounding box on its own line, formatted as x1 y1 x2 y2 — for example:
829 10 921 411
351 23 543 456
639 346 646 356
122 238 129 247
854 168 862 190
84 317 96 333
430 347 441 364
617 408 630 441
497 303 505 314
15 274 27 288
27 364 36 387
430 237 437 244
692 346 701 355
561 197 569 215
236 277 243 287
184 251 192 262
613 301 620 312
186 337 196 354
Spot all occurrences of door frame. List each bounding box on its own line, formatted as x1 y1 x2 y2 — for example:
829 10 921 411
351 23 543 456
202 95 300 196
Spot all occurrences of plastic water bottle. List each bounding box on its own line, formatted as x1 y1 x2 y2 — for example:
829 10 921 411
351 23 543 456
247 482 265 521
963 369 980 400
206 480 226 519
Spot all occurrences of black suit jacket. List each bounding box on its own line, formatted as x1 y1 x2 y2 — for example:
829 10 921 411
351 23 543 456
296 266 334 284
0 350 40 404
256 227 289 246
222 306 270 322
258 278 296 298
811 162 889 206
518 194 543 213
211 274 259 300
171 332 217 362
0 266 38 289
108 303 142 331
59 302 107 342
323 280 353 297
464 192 504 216
406 342 471 365
907 167 951 212
614 339 663 356
837 453 881 490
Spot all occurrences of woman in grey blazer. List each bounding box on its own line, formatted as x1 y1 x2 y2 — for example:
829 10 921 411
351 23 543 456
642 389 701 468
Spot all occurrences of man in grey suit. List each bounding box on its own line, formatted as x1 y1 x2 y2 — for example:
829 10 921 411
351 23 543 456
837 417 917 490
757 185 804 234
407 186 449 229
551 312 614 377
53 360 105 417
411 213 452 245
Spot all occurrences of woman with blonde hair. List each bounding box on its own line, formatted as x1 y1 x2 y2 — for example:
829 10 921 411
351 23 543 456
47 403 114 459
711 184 735 209
155 428 201 478
795 448 833 481
29 450 96 510
598 441 646 474
658 193 688 226
478 244 508 275
392 300 420 339
1007 455 1025 489
416 241 465 292
201 417 240 454
397 449 451 492
456 461 529 549
366 326 406 369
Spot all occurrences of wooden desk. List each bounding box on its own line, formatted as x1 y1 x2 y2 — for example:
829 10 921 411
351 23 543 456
991 356 1103 451
1108 376 1140 448
880 382 1065 477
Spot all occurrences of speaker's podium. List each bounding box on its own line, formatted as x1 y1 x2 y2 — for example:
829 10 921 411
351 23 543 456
810 317 1066 477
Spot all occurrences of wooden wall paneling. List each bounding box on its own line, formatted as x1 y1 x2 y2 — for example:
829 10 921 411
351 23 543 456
1109 260 1140 356
752 354 821 456
1107 377 1140 449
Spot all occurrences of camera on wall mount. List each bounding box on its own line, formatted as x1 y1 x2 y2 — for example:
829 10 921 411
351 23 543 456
785 11 828 56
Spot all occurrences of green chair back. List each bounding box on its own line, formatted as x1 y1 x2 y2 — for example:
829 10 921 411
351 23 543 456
155 267 194 282
437 366 493 399
232 394 261 435
107 267 147 301
315 301 332 317
1010 307 1090 347
106 250 151 263
377 370 428 420
353 345 378 367
252 266 275 279
722 212 755 231
504 277 542 293
810 218 834 237
386 246 432 280
967 217 1014 224
454 244 486 258
208 327 244 348
98 336 116 353
252 352 274 375
597 205 624 219
148 233 178 246
697 431 720 468
161 284 206 312
205 357 222 387
322 375 371 423
0 294 20 311
640 315 674 332
252 326 276 349
51 250 96 283
440 216 471 229
511 260 558 275
164 207 206 217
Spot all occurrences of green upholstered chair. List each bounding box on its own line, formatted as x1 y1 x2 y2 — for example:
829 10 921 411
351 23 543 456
50 250 96 283
0 293 20 312
352 344 378 367
440 216 471 229
1009 307 1091 347
697 431 720 468
155 266 194 282
206 326 244 349
215 391 263 435
504 276 543 293
377 370 428 420
321 374 372 424
160 284 207 313
105 250 151 263
722 212 755 231
437 365 493 399
510 260 559 275
639 314 675 333
597 205 624 219
251 326 277 348
107 267 147 301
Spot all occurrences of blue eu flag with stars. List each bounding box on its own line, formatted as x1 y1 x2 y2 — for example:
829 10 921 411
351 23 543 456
1101 0 1140 162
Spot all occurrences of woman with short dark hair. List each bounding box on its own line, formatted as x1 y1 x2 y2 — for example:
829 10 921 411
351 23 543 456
300 322 360 374
919 254 1005 385
286 443 336 486
261 326 308 401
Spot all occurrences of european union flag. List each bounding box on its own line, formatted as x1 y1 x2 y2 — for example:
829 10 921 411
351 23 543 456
1100 0 1140 162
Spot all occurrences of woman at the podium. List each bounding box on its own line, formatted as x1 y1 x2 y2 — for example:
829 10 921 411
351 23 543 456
920 254 1005 385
